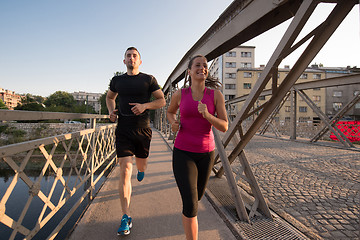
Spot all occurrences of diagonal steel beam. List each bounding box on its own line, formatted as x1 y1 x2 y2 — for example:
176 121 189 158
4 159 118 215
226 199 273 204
225 0 357 163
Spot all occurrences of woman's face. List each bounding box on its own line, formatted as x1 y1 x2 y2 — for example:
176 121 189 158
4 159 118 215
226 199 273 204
188 56 208 81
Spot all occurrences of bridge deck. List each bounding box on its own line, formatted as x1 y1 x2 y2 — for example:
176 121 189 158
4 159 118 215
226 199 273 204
69 129 360 240
68 129 236 240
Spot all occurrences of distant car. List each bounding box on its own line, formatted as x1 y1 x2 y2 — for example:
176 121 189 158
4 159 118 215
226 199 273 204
64 121 82 124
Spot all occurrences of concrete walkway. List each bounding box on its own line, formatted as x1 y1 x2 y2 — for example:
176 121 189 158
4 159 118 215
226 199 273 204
69 130 236 240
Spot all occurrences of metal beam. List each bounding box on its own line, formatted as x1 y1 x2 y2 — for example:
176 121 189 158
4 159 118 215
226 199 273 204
162 0 305 93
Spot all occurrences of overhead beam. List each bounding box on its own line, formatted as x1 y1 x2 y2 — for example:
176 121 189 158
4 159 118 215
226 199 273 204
162 0 304 94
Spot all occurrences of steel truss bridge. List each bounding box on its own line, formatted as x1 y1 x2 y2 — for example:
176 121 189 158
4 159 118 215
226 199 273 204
0 0 359 239
154 0 359 225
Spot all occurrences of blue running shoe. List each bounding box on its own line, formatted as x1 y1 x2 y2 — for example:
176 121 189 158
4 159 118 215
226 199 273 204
137 171 145 182
117 214 132 236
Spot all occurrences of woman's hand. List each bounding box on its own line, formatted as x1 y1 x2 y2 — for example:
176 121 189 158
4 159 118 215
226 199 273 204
171 120 180 133
198 101 209 119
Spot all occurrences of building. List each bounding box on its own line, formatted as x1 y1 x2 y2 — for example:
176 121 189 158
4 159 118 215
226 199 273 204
209 46 255 101
71 91 102 113
236 66 326 123
0 87 23 110
210 47 359 122
308 65 360 120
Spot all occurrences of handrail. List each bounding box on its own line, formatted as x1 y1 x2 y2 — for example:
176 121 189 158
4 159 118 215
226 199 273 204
0 110 117 239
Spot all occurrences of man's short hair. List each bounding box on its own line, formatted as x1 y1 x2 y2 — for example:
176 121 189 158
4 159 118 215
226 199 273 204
125 47 141 58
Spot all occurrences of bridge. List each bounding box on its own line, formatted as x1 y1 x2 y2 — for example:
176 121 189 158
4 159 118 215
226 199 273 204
1 0 359 239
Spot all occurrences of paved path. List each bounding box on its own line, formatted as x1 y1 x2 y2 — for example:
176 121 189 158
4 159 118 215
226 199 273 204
69 130 236 240
233 135 360 240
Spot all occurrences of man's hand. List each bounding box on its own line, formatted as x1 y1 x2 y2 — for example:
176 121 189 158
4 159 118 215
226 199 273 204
129 103 146 115
109 109 118 122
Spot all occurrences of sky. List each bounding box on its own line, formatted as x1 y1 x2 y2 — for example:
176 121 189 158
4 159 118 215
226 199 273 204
0 1 359 97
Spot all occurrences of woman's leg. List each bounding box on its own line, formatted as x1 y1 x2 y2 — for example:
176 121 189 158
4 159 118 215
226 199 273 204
196 151 215 201
173 148 199 240
182 215 198 240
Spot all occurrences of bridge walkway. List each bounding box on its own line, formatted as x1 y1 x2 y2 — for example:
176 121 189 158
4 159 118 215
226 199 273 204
69 128 360 240
68 129 237 240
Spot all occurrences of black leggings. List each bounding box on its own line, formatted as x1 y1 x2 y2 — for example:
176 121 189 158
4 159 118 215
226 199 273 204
172 147 215 218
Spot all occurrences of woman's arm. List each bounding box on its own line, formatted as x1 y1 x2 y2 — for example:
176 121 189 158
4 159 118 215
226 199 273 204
198 90 228 132
166 90 181 133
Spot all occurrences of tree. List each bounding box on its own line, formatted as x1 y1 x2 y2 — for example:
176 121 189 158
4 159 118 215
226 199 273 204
99 71 125 115
0 99 8 109
14 94 45 111
44 91 76 112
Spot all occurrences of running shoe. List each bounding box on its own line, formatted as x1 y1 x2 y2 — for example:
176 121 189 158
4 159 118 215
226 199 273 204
117 214 132 236
137 171 145 182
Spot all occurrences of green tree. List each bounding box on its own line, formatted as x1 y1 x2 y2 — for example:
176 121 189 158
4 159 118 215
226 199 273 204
44 91 76 112
99 71 125 115
0 99 8 109
15 94 45 111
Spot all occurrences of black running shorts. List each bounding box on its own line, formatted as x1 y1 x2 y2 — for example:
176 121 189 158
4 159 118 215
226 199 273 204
115 127 152 158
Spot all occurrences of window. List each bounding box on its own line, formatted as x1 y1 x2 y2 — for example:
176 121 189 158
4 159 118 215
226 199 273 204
312 96 321 102
355 103 360 109
243 72 252 78
258 96 265 100
313 74 321 79
243 83 251 89
333 102 342 111
225 84 236 89
240 62 252 68
226 51 236 57
300 73 308 79
285 117 291 122
299 117 310 123
354 91 360 96
299 106 307 112
225 62 236 68
333 91 342 97
241 52 251 57
285 106 291 112
225 95 235 100
225 73 236 79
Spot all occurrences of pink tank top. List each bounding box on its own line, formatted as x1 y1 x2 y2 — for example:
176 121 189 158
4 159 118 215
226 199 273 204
174 87 215 153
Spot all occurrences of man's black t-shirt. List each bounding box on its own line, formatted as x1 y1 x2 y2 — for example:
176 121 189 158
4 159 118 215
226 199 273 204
109 72 160 128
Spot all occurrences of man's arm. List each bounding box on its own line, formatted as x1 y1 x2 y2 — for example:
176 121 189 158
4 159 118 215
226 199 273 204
106 90 118 122
129 89 166 115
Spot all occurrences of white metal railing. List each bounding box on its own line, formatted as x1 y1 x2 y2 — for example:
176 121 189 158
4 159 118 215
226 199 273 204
0 110 116 239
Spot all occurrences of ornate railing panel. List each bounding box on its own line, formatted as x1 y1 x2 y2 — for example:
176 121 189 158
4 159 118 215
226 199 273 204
0 110 116 239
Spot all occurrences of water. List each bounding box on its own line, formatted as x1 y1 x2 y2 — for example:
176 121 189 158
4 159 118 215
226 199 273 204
0 167 113 240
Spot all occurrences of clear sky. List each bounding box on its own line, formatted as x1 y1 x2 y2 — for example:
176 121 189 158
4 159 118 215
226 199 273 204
1 1 359 97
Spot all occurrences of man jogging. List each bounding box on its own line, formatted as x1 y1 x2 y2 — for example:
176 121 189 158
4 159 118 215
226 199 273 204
106 47 166 236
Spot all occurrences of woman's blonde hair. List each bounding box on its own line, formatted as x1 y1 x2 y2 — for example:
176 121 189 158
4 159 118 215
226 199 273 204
184 55 222 89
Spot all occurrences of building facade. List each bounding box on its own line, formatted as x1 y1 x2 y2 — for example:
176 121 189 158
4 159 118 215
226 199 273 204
0 87 23 110
236 66 326 123
209 46 255 101
307 65 360 120
71 91 102 113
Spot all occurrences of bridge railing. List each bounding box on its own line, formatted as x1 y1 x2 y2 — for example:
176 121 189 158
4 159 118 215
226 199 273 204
0 110 116 240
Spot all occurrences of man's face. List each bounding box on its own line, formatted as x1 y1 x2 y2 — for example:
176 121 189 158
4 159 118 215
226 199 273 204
123 49 142 70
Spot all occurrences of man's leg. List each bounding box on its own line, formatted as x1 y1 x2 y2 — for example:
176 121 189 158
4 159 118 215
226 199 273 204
135 157 147 182
118 156 133 215
135 157 147 172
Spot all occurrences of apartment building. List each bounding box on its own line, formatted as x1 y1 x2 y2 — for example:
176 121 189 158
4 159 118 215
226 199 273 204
236 66 326 123
71 91 102 113
0 87 23 110
307 65 360 120
209 46 255 101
